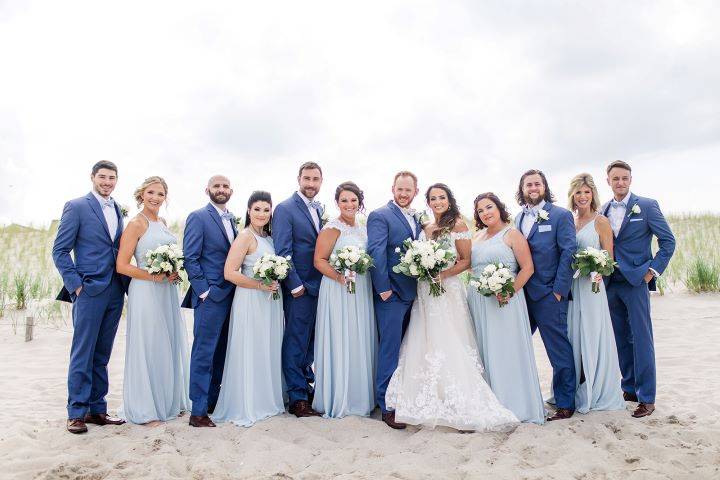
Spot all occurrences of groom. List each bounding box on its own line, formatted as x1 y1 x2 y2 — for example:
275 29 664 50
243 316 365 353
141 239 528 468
52 160 129 434
367 171 421 430
515 169 577 421
273 162 324 417
603 160 675 418
182 175 238 427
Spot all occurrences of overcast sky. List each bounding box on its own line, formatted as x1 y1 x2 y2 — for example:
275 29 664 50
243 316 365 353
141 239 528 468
1 1 719 226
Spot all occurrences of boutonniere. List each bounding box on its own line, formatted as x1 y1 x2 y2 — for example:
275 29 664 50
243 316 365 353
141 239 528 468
120 205 129 218
536 210 550 223
628 204 641 217
232 215 243 228
320 206 329 227
414 210 430 226
356 213 368 227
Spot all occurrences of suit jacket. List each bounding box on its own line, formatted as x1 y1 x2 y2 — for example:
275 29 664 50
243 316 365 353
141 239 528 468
515 202 576 301
271 192 323 297
367 201 420 302
181 203 238 308
601 193 675 290
52 192 128 302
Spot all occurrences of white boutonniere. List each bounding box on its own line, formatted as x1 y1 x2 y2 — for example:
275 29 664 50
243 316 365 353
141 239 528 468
536 210 550 223
120 205 129 218
232 215 243 228
356 213 368 227
320 206 329 227
628 204 641 217
414 210 430 226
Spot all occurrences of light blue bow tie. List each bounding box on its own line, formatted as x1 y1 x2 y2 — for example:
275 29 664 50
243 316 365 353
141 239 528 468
308 200 322 211
102 199 115 209
523 206 537 216
610 200 625 209
221 212 234 221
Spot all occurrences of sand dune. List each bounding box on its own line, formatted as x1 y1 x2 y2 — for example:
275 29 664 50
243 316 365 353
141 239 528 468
0 292 718 479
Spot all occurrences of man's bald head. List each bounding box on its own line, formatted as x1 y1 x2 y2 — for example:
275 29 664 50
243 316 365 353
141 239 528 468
206 175 233 205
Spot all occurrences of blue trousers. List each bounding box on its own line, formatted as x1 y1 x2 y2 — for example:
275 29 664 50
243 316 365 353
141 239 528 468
67 276 124 419
526 292 577 410
189 294 232 416
374 294 413 413
606 276 655 403
282 293 318 404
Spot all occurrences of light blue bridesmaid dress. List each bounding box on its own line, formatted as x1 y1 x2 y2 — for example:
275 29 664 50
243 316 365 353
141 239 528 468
567 217 625 413
466 225 546 424
211 231 285 426
121 214 190 424
313 218 377 418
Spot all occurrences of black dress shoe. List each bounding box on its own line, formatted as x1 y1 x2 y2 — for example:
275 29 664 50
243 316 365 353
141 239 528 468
547 408 574 421
623 391 639 402
382 411 407 430
288 400 322 418
67 418 88 434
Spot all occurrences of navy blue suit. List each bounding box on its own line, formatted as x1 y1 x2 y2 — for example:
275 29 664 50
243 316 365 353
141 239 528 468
272 192 323 404
52 192 127 419
367 201 420 413
182 203 237 416
602 193 675 404
516 202 577 410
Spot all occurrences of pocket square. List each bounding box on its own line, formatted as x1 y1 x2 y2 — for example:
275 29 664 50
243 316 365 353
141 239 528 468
629 218 644 222
538 225 552 232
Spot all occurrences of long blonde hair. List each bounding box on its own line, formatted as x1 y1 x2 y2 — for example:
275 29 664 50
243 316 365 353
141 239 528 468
134 176 169 208
567 173 600 212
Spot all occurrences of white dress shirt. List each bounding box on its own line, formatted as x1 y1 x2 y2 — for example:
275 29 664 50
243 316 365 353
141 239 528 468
393 201 417 237
608 192 631 237
211 203 235 243
520 200 545 238
297 191 321 231
91 190 118 241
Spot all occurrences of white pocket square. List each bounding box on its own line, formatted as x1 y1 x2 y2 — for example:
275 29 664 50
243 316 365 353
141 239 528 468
538 225 552 232
629 218 644 222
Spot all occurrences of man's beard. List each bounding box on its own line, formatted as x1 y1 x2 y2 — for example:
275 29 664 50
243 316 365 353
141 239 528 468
209 191 230 205
524 195 543 206
300 186 317 199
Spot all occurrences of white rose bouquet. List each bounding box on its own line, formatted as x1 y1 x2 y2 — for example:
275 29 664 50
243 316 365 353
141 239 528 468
253 254 293 300
330 245 374 294
572 246 617 293
392 238 457 297
469 262 516 307
145 243 185 284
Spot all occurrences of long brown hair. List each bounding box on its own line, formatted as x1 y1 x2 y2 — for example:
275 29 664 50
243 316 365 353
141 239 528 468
425 183 461 239
515 169 555 206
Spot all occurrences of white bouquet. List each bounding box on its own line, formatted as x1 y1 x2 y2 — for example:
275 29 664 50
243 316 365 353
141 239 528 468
572 246 616 293
145 243 185 284
253 254 293 300
330 245 374 294
469 262 516 307
392 238 457 297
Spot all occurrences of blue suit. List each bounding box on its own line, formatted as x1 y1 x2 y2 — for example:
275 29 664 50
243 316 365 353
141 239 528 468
272 192 324 404
602 193 675 404
516 202 577 410
52 192 128 419
367 201 419 413
182 203 237 416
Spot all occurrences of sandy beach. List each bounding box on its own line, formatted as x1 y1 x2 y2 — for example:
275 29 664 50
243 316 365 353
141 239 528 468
1 292 718 479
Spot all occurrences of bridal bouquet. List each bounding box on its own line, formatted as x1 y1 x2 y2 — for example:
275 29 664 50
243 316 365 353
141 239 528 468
330 245 374 294
145 243 185 284
253 254 292 300
469 262 515 307
393 238 457 297
572 246 616 293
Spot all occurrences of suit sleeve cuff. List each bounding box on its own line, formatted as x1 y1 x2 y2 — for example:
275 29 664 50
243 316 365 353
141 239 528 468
649 268 659 277
199 289 210 299
291 285 304 294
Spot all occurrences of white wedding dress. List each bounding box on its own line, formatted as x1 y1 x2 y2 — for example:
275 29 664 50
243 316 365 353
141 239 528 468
386 231 518 431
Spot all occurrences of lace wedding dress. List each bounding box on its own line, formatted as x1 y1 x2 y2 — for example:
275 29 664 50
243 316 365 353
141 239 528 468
385 230 518 431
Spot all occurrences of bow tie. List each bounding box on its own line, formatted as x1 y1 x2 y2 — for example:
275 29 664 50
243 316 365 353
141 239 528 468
523 206 537 216
401 207 416 216
221 212 234 221
308 200 323 211
610 200 626 209
102 199 115 209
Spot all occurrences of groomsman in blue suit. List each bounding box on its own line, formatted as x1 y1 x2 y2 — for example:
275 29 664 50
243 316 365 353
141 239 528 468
367 171 421 429
515 169 577 421
602 160 675 418
182 175 238 427
52 160 129 434
273 162 325 417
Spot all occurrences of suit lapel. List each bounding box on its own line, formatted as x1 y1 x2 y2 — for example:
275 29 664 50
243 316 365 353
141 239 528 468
206 203 232 245
527 202 551 240
86 193 112 242
616 193 637 239
388 201 415 240
113 202 123 242
294 193 319 234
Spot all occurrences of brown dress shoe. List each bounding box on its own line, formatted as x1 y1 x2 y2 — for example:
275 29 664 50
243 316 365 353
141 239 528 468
67 418 88 434
632 403 655 418
623 391 639 402
547 408 575 421
189 415 216 427
382 411 407 430
288 400 322 418
84 413 126 426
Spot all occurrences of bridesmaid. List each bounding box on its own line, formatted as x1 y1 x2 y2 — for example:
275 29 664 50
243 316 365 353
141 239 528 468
312 181 377 418
211 191 285 426
116 176 190 425
566 174 625 413
466 192 545 424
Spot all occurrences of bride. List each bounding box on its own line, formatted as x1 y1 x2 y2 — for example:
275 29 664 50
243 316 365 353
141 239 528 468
386 183 518 431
